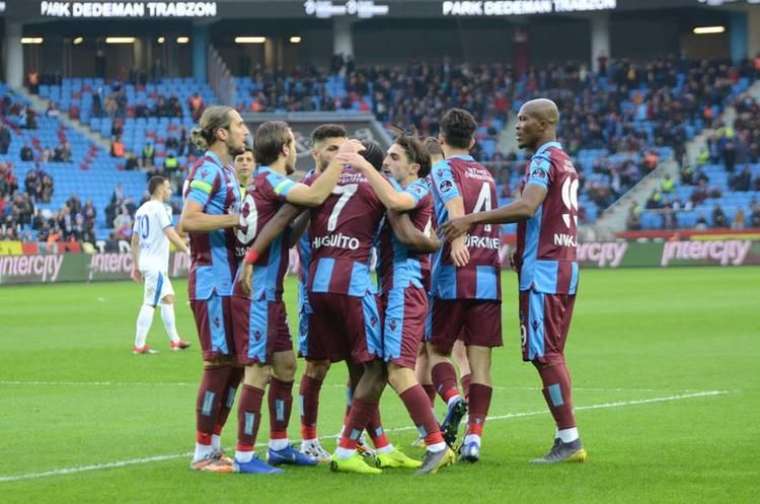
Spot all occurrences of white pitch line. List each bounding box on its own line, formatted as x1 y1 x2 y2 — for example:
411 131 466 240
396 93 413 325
0 389 728 484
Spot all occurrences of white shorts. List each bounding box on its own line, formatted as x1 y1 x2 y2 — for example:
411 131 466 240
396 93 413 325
143 270 175 306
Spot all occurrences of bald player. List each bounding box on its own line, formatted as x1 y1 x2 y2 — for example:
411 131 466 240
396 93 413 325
440 99 587 464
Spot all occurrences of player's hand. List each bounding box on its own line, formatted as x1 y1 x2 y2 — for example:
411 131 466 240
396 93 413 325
439 216 472 242
337 139 366 155
450 235 470 267
335 151 372 172
238 262 253 296
228 213 240 228
130 268 142 283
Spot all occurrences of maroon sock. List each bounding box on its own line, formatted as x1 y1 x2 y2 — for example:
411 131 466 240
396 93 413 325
195 365 234 443
366 405 389 449
338 398 376 450
400 385 444 446
269 377 294 441
299 375 323 440
215 367 243 436
236 384 265 451
344 384 353 425
460 373 472 399
535 359 576 430
422 384 436 407
431 362 460 403
466 383 493 437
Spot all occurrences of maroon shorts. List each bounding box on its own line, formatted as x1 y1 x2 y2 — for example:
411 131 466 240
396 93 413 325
307 292 382 364
519 290 576 363
381 287 427 369
427 298 502 355
231 296 292 365
190 294 236 361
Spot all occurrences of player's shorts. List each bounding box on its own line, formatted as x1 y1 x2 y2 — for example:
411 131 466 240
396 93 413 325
519 289 576 363
297 281 311 358
142 270 174 307
381 287 427 369
190 293 235 361
426 298 502 355
307 292 382 364
231 296 293 365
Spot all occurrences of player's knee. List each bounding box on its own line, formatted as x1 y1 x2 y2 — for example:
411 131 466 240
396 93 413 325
273 352 297 382
305 360 330 381
161 294 175 304
244 363 271 388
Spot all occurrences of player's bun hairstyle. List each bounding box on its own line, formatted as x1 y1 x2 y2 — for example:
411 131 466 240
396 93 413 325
254 121 292 166
439 108 477 150
395 134 432 178
360 140 384 172
191 106 234 150
311 124 347 145
148 175 167 195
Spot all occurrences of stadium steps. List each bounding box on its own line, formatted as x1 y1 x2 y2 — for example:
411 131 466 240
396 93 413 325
497 113 518 156
13 86 112 152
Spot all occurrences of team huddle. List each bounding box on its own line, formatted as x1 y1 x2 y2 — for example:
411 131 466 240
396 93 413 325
130 99 586 475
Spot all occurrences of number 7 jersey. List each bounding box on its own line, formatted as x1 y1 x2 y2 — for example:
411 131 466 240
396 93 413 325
305 166 385 297
430 155 501 300
515 141 580 295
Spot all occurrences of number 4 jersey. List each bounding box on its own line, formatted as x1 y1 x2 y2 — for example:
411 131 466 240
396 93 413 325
305 166 385 297
430 155 501 300
515 141 580 295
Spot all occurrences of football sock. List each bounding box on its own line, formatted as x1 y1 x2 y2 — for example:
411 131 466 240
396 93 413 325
367 405 391 452
214 366 243 448
466 383 493 437
236 384 265 461
399 385 445 452
422 384 436 407
338 398 376 456
268 377 294 450
196 365 234 446
299 375 323 441
557 427 580 443
431 362 461 404
159 303 180 343
135 304 154 348
534 359 577 431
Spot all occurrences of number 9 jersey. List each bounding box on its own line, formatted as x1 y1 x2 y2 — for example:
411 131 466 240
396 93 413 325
515 141 580 296
233 166 296 300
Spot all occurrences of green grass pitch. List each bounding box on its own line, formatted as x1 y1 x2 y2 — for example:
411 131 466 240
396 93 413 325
1 267 758 503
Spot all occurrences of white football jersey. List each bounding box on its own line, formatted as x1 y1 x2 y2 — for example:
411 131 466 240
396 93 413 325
133 200 173 272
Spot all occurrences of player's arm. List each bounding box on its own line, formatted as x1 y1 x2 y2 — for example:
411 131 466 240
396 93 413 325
282 139 365 207
431 158 469 267
238 203 305 295
164 226 189 254
387 211 440 253
336 152 416 211
130 231 141 283
440 155 550 241
288 210 310 248
179 171 239 232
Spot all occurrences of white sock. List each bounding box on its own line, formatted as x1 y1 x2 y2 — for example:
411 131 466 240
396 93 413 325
335 447 356 460
160 303 180 343
235 449 254 463
303 438 318 445
193 442 213 462
269 438 289 451
135 305 155 348
211 434 221 451
376 443 394 454
557 427 579 443
427 441 447 453
446 395 462 408
464 434 481 446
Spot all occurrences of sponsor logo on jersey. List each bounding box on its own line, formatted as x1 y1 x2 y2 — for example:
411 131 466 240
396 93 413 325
312 233 360 251
465 234 501 250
